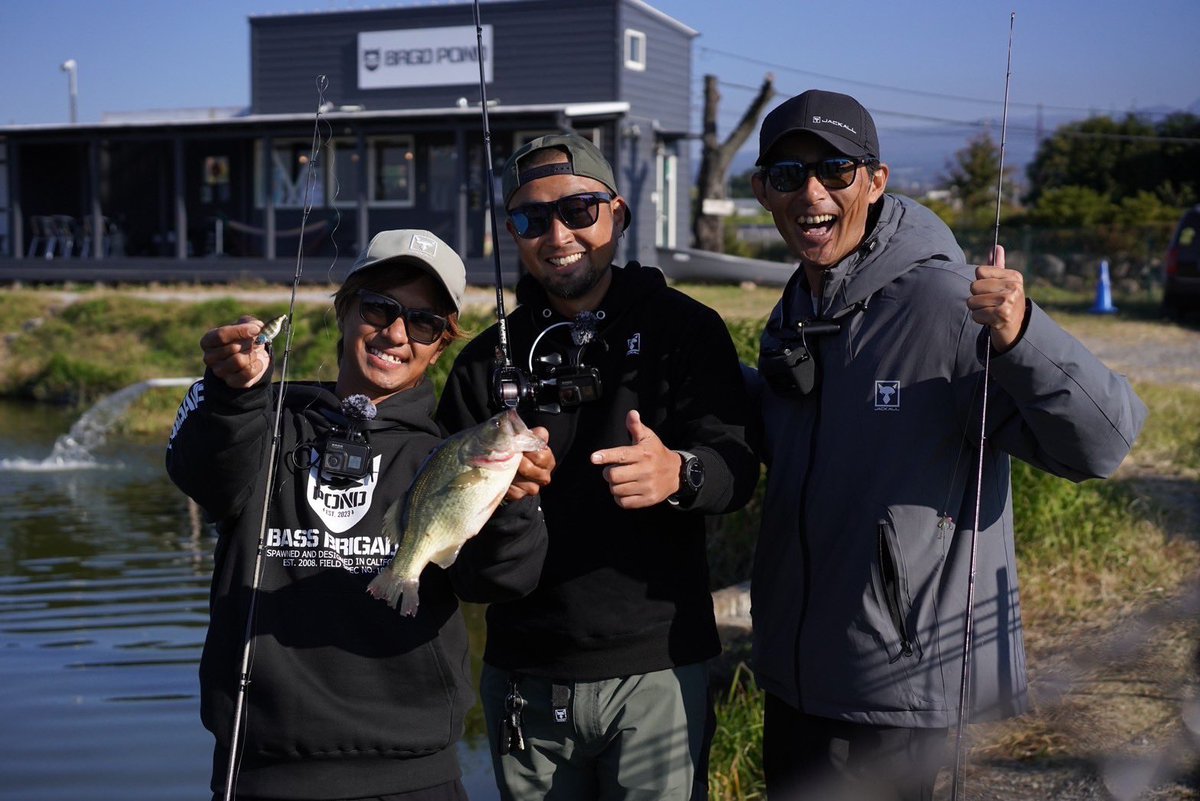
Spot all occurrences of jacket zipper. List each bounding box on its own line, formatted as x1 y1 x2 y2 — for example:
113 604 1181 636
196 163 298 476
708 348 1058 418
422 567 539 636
791 272 828 705
878 522 914 662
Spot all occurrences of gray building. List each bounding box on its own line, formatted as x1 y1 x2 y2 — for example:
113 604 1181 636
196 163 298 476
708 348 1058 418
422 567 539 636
0 0 695 282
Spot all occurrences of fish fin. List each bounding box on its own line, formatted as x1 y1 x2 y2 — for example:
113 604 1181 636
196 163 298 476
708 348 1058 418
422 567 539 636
429 543 465 569
367 571 420 616
446 468 488 490
382 499 402 542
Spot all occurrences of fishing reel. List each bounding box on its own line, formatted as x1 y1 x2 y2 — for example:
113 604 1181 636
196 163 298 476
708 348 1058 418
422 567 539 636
491 357 603 414
491 312 605 414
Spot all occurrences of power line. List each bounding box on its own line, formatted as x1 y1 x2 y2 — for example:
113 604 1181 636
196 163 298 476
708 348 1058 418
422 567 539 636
697 45 1189 118
702 80 1200 145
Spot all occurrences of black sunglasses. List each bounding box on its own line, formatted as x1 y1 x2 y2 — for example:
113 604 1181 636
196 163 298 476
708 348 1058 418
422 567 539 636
765 157 875 193
356 289 448 345
508 192 613 239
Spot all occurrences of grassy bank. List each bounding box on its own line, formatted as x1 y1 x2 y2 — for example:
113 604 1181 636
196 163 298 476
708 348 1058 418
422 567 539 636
3 284 1197 799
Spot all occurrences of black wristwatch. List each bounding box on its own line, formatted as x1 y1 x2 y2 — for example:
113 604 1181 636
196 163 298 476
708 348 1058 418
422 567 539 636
669 450 704 505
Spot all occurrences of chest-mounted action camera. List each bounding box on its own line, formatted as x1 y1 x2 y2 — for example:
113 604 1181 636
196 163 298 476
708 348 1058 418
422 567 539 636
318 394 376 481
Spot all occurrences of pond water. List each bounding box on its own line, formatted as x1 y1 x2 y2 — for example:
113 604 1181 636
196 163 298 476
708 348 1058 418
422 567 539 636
0 396 498 801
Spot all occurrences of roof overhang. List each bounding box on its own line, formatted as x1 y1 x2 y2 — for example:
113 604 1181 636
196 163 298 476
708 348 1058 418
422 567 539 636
0 101 632 136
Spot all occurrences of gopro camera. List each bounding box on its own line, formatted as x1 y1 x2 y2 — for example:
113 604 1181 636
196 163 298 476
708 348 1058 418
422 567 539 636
321 435 372 480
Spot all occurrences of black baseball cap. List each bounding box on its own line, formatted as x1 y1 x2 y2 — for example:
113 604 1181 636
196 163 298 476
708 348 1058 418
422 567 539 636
757 90 880 165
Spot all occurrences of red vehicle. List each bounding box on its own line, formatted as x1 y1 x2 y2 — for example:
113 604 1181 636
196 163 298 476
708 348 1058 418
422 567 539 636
1164 205 1200 318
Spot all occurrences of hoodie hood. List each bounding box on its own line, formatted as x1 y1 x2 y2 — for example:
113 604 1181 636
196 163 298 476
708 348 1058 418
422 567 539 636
817 194 965 315
283 380 442 439
513 261 668 329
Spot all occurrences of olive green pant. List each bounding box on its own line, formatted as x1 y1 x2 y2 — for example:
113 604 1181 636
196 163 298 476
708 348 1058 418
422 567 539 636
481 663 711 801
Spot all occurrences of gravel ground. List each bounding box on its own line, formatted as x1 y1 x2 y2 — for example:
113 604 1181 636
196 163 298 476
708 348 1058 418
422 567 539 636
942 319 1200 801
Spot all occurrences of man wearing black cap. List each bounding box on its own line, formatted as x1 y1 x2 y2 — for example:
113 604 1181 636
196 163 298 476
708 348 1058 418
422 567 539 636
748 91 1146 799
438 134 759 800
167 229 551 801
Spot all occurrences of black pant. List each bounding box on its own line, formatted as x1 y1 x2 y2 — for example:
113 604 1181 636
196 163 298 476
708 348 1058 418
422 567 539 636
217 778 469 801
762 693 948 801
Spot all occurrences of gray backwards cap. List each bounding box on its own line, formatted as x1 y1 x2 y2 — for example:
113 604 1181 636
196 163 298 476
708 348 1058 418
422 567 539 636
501 134 631 232
757 89 880 165
346 229 466 313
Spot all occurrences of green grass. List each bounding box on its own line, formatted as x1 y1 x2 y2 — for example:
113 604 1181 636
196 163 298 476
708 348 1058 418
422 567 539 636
707 663 766 801
2 285 1196 796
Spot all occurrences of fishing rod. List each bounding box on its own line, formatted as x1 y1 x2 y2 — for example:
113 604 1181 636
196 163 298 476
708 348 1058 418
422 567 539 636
222 74 329 801
951 13 1014 801
471 0 526 410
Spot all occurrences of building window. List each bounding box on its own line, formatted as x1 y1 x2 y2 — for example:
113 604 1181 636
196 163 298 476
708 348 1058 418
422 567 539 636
426 143 458 213
369 136 415 207
624 29 646 71
330 139 361 204
259 139 327 209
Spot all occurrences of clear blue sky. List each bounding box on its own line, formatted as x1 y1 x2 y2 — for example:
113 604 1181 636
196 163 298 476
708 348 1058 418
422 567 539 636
2 0 1197 180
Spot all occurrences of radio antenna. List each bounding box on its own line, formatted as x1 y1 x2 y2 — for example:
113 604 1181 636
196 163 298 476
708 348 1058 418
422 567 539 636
951 12 1014 801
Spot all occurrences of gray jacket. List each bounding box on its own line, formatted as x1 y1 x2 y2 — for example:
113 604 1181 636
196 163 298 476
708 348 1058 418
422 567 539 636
751 194 1147 727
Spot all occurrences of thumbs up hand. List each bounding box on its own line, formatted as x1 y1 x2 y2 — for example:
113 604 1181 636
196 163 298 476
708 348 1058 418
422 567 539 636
590 410 681 509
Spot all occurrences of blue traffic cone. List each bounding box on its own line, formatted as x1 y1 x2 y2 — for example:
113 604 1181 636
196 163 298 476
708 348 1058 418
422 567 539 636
1090 259 1117 314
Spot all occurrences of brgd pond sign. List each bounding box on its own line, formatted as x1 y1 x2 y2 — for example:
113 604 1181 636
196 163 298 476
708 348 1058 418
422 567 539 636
358 25 493 89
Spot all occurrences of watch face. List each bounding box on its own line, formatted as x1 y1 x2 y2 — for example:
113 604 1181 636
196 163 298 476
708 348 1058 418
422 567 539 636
685 458 704 489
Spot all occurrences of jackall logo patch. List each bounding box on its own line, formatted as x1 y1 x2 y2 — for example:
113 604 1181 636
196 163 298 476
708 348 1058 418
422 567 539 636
626 332 641 356
813 115 857 135
305 454 382 533
875 380 900 411
554 708 568 723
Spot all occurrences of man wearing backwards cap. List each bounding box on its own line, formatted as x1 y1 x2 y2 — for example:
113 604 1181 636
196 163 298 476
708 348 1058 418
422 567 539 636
748 90 1146 799
167 229 552 801
438 134 759 800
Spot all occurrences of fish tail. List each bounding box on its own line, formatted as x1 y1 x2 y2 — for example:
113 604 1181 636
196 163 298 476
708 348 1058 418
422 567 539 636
367 571 420 616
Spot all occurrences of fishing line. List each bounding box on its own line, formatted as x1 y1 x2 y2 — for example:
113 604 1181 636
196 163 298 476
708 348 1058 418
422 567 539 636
222 74 330 801
951 13 1014 801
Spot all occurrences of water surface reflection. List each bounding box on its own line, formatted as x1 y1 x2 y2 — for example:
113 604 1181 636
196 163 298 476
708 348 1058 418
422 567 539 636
0 399 497 801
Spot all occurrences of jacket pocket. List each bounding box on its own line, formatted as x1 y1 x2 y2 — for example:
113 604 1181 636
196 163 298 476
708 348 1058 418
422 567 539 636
876 521 917 663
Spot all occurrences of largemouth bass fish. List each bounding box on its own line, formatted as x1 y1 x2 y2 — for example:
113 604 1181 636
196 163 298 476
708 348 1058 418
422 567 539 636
367 409 547 616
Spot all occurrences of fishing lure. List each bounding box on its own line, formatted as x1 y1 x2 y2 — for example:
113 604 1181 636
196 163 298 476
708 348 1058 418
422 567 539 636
255 315 287 346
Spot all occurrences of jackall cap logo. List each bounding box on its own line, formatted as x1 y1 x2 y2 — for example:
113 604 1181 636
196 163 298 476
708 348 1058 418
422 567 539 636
409 232 438 257
813 115 857 135
306 454 382 532
875 380 900 411
364 49 380 71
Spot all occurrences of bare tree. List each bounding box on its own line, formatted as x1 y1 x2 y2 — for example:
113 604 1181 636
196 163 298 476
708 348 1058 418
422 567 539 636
692 73 775 252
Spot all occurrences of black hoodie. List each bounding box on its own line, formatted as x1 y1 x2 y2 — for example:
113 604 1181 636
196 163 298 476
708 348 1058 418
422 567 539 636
438 262 759 680
166 373 547 799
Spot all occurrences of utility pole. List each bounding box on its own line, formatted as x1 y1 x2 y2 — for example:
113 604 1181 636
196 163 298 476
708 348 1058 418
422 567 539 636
61 59 78 123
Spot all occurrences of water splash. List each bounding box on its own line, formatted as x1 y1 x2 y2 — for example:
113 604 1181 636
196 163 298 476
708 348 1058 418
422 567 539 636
0 377 199 471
